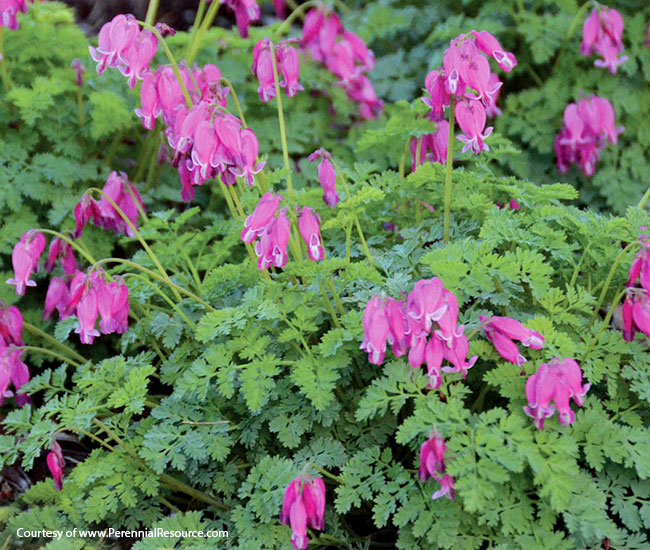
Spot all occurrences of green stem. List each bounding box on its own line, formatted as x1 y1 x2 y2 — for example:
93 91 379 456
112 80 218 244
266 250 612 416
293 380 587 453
637 185 650 210
221 77 248 127
312 464 345 484
123 274 196 330
319 284 341 328
443 96 455 245
345 221 352 262
144 0 161 25
91 257 216 312
591 241 638 320
186 0 221 65
76 87 84 126
10 346 83 368
275 0 323 36
583 288 627 360
269 42 294 202
87 187 182 302
22 322 88 364
354 216 375 268
415 137 421 224
34 228 97 265
184 0 207 58
569 244 591 288
0 28 12 91
399 139 409 178
138 22 193 108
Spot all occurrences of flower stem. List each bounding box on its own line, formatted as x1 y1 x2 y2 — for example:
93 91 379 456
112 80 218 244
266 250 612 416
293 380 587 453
123 274 196 330
184 0 207 58
76 87 84 126
275 0 323 36
186 0 221 65
443 96 456 245
583 288 627 360
11 346 83 368
87 187 182 302
415 137 421 224
220 77 248 127
269 42 295 202
0 28 12 91
319 284 341 328
312 464 345 484
637 185 650 210
91 257 217 312
138 22 193 108
22 322 88 364
34 229 97 265
144 0 161 25
591 241 638 320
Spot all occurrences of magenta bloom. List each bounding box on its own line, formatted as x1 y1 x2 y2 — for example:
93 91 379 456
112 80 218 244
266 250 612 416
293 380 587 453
255 208 291 270
308 149 339 207
0 347 30 407
74 288 100 345
406 278 446 332
418 433 455 500
45 237 77 275
135 71 161 130
1 0 33 31
481 315 544 365
298 207 324 261
581 7 627 74
89 14 157 86
0 305 23 347
7 230 46 296
280 476 326 549
411 120 449 171
455 100 493 155
471 30 517 72
555 96 623 177
425 335 444 389
252 38 303 102
301 8 382 119
46 440 65 491
97 279 130 335
241 192 282 243
224 0 260 38
524 358 589 429
360 295 390 365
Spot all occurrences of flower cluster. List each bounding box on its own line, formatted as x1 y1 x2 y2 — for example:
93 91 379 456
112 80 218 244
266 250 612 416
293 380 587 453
418 432 454 500
0 304 29 407
0 0 38 31
622 233 650 341
89 14 158 89
136 62 264 200
410 120 449 171
581 6 627 74
308 149 338 207
302 7 382 119
74 171 144 238
44 270 130 344
422 30 516 155
280 476 326 550
524 357 589 429
252 38 303 102
241 193 324 270
360 278 477 389
554 96 623 176
46 440 65 491
480 315 544 366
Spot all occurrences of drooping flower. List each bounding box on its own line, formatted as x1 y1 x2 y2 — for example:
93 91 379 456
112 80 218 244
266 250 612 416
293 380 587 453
411 120 449 171
71 58 85 87
581 7 627 74
241 192 282 243
0 305 23 346
524 358 589 429
308 149 339 207
1 0 38 31
480 315 544 365
280 476 326 549
46 440 65 491
223 0 261 38
97 278 130 335
298 207 324 261
45 237 77 275
455 99 493 155
252 38 303 102
418 433 455 500
43 277 71 321
7 230 46 296
74 287 100 345
0 346 30 407
255 208 291 270
360 295 390 365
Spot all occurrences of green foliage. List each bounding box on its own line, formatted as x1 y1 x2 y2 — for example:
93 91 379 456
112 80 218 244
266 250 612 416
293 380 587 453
2 1 650 550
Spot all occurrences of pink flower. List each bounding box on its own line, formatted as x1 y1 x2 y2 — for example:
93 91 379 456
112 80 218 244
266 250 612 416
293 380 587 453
71 59 85 87
418 433 455 500
455 100 493 155
360 295 390 365
410 121 449 171
581 7 627 74
471 30 517 72
423 69 450 122
0 305 23 346
43 277 71 321
45 237 77 275
7 230 46 296
485 73 503 117
385 297 409 358
280 476 326 549
89 14 141 75
406 278 446 332
1 0 32 31
224 0 260 38
252 38 277 102
308 149 339 207
0 346 30 407
74 288 100 345
425 335 444 389
255 208 291 269
441 332 477 377
230 128 265 185
298 207 324 261
46 440 65 491
253 39 303 101
480 315 544 365
524 358 588 429
119 29 158 89
278 42 304 97
97 278 130 335
135 71 161 130
241 192 282 243
273 0 286 19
